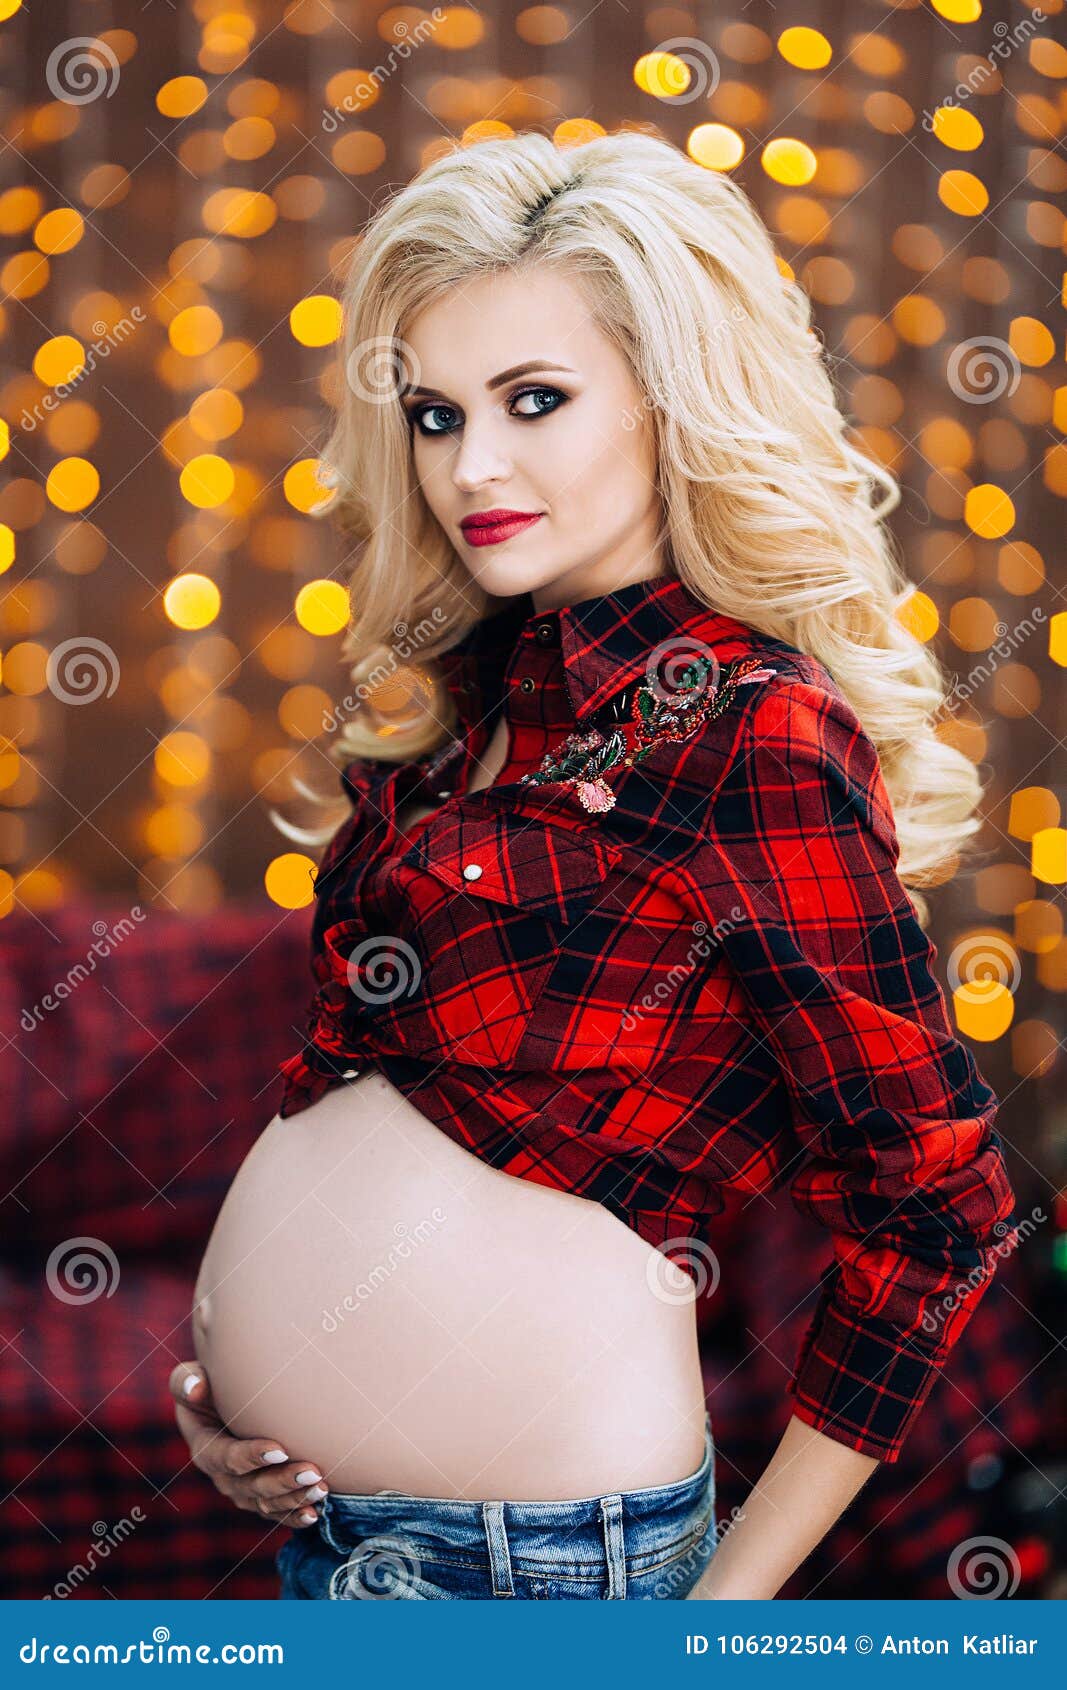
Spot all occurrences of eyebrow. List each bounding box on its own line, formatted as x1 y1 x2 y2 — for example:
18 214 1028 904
400 360 577 401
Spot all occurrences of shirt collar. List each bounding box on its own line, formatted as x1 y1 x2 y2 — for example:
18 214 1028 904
437 574 770 732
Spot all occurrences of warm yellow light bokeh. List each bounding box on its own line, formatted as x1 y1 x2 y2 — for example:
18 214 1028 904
289 295 343 347
1008 788 1060 839
202 188 278 239
265 852 317 909
964 483 1015 539
931 0 982 21
179 453 235 508
46 457 99 512
164 573 222 630
295 579 350 635
169 305 225 356
777 27 832 70
157 76 209 118
688 125 746 171
188 388 243 441
33 335 85 387
145 804 204 859
1009 316 1056 367
930 107 984 150
761 137 817 185
896 590 939 642
938 170 989 216
284 458 335 513
0 187 42 234
1032 827 1067 886
953 978 1014 1041
155 731 211 787
634 52 692 99
34 209 85 255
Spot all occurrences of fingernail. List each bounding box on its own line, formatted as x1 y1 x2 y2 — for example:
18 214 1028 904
300 1510 317 1524
261 1449 289 1464
182 1375 202 1396
294 1469 321 1486
304 1485 328 1502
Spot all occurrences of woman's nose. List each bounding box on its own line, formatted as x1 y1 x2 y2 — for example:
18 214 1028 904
451 425 512 491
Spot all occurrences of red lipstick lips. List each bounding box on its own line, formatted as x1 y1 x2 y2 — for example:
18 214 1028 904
459 509 544 548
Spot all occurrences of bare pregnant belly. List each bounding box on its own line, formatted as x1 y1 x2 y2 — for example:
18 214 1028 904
191 1069 707 1500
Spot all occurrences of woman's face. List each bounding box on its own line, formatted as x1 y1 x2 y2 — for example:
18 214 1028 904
399 266 668 611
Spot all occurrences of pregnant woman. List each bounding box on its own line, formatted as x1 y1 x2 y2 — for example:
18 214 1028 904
170 131 1017 1601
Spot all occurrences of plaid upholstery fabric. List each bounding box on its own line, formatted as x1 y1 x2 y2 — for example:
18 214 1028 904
0 902 312 1599
277 575 1017 1464
0 905 307 1256
0 903 1046 1597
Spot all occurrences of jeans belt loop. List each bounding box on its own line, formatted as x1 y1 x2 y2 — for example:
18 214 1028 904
482 1500 515 1597
600 1494 626 1599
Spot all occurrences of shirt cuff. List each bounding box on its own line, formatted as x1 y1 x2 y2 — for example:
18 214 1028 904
785 1283 955 1463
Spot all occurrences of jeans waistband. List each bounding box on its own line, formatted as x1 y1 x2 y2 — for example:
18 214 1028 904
318 1412 713 1558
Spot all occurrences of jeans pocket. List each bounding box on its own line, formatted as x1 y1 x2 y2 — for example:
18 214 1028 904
327 1533 455 1600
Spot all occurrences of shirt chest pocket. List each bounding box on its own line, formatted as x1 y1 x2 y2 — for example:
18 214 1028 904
337 802 622 1069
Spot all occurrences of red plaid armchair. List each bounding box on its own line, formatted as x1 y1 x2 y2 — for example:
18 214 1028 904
0 901 1049 1598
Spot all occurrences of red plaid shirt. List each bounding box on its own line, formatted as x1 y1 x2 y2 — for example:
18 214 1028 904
277 574 1017 1463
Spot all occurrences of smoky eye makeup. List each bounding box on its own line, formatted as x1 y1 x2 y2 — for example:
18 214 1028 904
403 383 572 437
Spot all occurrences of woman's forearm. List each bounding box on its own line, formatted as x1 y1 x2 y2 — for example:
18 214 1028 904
689 1413 881 1599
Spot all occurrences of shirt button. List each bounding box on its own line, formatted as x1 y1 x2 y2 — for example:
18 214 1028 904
341 1068 360 1080
437 788 451 798
462 863 483 881
519 676 535 693
534 622 555 644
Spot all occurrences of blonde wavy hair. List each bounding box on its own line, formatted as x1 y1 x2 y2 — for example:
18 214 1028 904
275 129 987 928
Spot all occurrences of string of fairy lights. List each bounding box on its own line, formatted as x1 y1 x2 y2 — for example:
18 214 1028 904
0 5 1064 1253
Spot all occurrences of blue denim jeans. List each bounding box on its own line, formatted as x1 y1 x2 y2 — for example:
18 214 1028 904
276 1412 716 1600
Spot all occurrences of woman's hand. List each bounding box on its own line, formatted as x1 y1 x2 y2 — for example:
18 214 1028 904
169 1361 329 1528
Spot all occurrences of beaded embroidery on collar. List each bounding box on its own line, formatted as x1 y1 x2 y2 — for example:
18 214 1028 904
518 653 778 814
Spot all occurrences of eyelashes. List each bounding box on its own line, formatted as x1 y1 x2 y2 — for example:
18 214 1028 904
407 385 569 438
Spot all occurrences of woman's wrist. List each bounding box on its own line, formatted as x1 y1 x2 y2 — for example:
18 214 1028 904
688 1573 780 1600
687 1414 880 1601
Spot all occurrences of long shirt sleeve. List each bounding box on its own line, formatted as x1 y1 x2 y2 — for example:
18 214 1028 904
687 677 1018 1462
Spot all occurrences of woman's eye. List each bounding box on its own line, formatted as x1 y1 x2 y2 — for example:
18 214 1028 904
410 403 458 436
408 386 567 438
509 385 567 418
